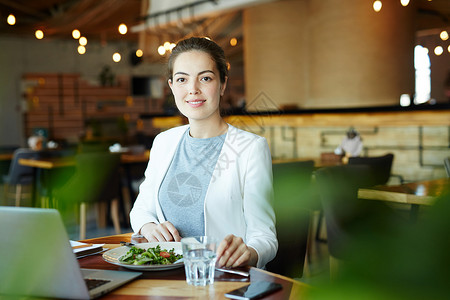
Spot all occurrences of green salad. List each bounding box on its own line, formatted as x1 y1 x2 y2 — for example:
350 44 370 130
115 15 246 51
118 245 182 265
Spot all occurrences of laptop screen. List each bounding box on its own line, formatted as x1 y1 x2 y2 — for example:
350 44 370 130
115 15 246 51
0 207 90 299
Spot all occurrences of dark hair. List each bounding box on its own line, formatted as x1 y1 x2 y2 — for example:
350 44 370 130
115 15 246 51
168 37 228 83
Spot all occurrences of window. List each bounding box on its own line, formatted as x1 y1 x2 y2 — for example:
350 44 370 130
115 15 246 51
414 45 431 104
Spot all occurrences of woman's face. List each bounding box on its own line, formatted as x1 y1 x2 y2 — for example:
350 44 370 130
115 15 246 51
168 50 227 123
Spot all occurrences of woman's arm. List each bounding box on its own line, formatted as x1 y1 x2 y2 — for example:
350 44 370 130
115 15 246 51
216 136 277 268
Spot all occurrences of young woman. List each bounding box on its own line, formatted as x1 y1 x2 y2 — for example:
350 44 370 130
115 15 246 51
130 37 277 269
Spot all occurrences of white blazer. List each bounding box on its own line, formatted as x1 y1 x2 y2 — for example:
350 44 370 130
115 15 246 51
130 124 277 268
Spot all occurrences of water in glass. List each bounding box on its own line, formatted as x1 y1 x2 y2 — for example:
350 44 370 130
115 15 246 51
184 248 217 286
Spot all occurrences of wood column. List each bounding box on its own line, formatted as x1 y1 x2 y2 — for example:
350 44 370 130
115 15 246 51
243 0 416 110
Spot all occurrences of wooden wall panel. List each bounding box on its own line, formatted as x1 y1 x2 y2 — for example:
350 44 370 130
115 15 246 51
23 73 162 143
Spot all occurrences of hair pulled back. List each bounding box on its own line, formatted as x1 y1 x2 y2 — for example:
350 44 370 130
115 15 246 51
168 37 228 84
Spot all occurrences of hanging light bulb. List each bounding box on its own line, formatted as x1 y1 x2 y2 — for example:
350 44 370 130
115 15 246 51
113 52 121 62
158 45 166 56
170 43 176 51
77 45 86 54
136 49 143 57
79 36 87 46
164 41 171 51
434 46 443 56
373 1 382 12
439 30 448 41
72 29 81 39
448 45 450 53
400 0 410 6
35 30 44 39
118 23 127 35
7 14 16 25
230 37 237 47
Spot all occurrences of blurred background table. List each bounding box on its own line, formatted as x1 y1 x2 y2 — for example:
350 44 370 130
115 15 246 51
358 178 450 220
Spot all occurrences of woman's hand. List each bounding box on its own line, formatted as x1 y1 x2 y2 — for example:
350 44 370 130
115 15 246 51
139 221 181 242
216 234 258 268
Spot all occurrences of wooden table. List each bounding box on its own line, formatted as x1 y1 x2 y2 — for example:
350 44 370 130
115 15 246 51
17 157 76 207
358 178 449 205
272 157 343 168
358 178 450 219
18 152 150 206
79 233 309 299
0 153 13 161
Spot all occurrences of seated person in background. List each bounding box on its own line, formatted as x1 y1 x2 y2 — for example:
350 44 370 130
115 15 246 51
27 135 44 151
130 37 277 269
335 127 363 163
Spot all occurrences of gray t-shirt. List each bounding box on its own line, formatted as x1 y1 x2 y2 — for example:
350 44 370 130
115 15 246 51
159 129 226 237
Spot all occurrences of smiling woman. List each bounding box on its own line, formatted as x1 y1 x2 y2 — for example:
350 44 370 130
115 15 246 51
168 50 227 136
129 37 278 270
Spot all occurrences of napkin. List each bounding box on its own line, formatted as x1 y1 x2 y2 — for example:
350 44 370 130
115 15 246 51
70 240 105 258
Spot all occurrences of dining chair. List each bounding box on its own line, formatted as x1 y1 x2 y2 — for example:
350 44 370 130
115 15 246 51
2 148 41 206
444 157 450 177
55 152 123 239
266 160 315 279
314 164 400 279
348 153 395 185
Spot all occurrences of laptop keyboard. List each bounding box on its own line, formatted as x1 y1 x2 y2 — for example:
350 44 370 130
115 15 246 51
85 278 111 290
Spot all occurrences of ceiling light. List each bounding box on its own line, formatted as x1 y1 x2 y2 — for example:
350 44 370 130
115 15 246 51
400 0 409 6
35 30 44 39
118 23 127 35
434 46 443 56
170 43 176 51
78 45 86 54
448 45 450 53
230 38 237 47
373 1 382 12
79 36 87 46
72 29 80 39
7 14 16 25
158 45 166 56
113 52 121 62
136 49 143 57
440 30 448 41
164 41 171 51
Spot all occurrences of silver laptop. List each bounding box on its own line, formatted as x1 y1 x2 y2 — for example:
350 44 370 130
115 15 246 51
0 207 142 299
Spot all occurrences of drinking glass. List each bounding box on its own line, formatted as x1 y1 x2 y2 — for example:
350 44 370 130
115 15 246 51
181 236 217 286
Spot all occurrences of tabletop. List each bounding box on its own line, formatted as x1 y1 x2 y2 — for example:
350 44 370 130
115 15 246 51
0 153 13 161
358 178 449 205
79 233 309 299
18 152 150 169
18 157 75 169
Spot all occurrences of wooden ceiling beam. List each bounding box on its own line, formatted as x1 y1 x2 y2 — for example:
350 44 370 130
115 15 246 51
0 0 48 19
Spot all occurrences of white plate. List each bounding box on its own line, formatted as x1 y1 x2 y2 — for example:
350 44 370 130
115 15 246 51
102 242 183 271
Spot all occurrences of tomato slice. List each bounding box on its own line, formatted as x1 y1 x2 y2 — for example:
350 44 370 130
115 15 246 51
160 251 171 258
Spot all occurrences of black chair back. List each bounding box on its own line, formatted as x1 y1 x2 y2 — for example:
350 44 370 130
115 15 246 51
2 149 40 186
315 164 386 260
348 153 394 185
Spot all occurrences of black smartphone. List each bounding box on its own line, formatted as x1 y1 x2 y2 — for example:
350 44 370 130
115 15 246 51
224 281 282 300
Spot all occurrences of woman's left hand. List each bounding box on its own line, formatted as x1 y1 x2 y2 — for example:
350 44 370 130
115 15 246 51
216 234 258 268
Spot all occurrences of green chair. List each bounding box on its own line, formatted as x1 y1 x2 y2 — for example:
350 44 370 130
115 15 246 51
55 152 123 239
266 160 315 278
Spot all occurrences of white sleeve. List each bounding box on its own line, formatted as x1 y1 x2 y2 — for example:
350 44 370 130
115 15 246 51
243 137 278 268
129 136 162 233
